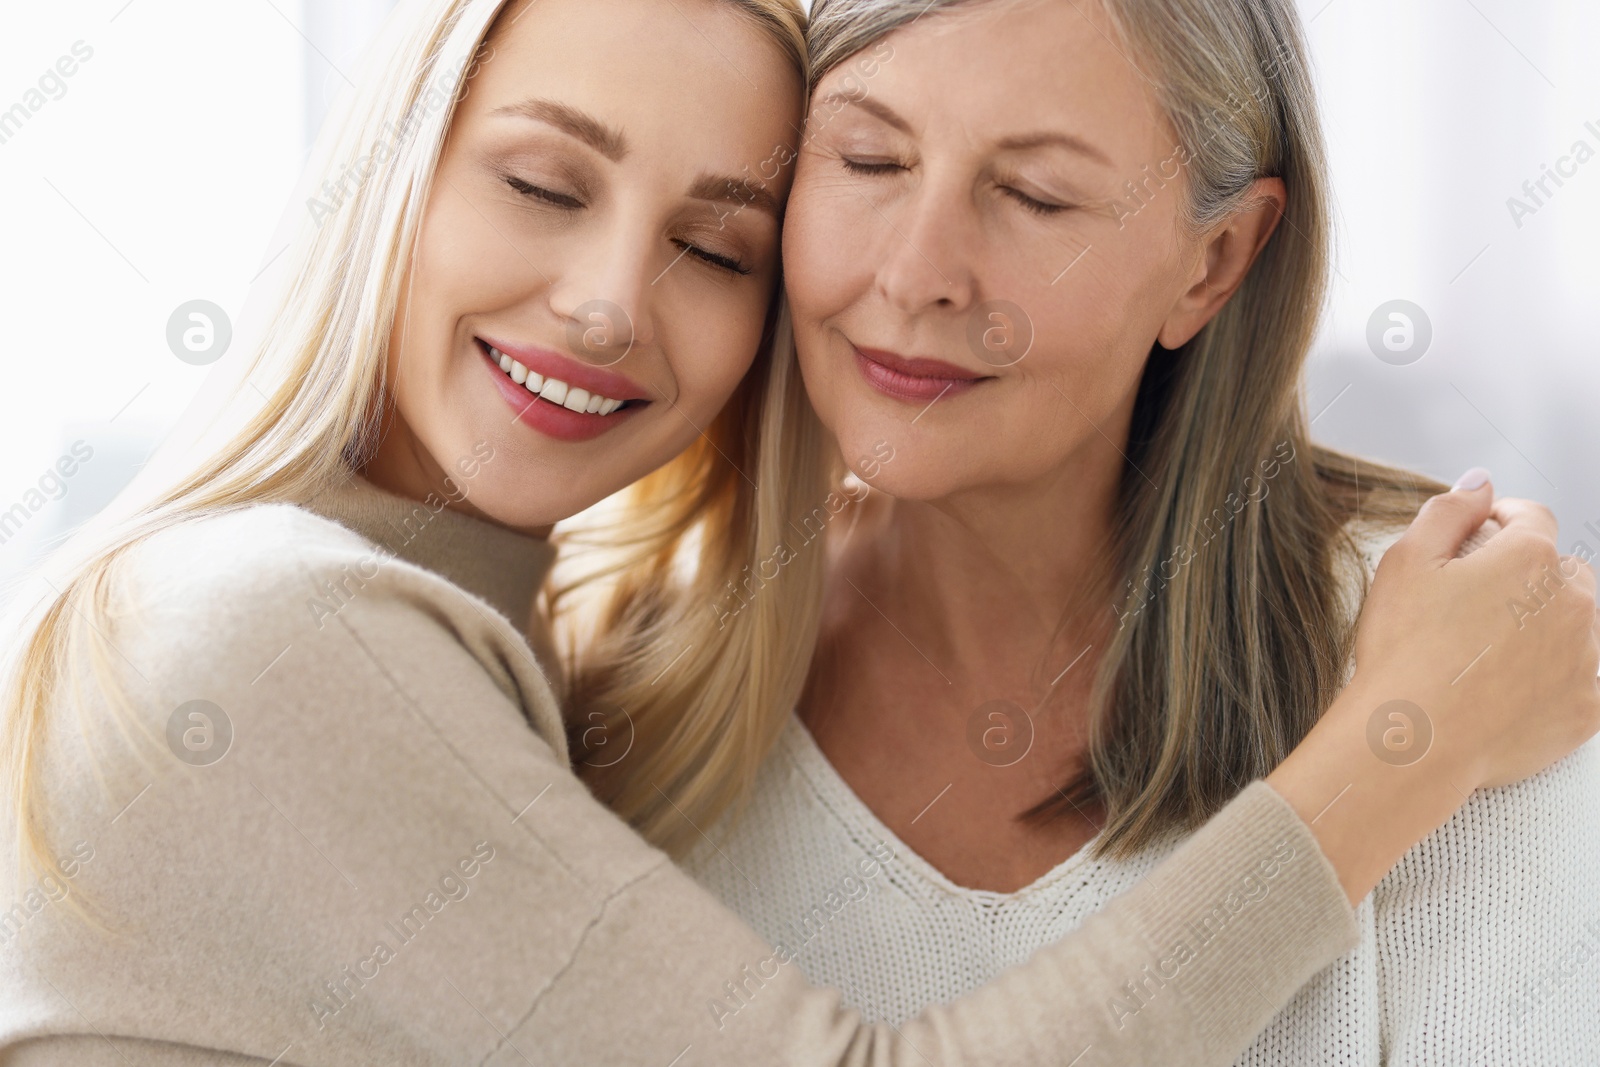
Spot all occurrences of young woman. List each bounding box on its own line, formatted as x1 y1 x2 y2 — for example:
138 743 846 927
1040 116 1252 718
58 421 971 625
0 0 1593 1065
662 0 1600 1062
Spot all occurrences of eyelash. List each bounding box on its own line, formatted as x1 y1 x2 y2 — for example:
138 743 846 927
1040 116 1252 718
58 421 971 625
1003 187 1069 217
504 176 751 277
506 175 583 210
673 240 751 276
839 159 1070 218
840 157 902 176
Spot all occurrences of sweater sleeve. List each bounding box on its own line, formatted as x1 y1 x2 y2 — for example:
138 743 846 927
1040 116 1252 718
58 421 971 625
1373 740 1600 1064
0 508 1359 1067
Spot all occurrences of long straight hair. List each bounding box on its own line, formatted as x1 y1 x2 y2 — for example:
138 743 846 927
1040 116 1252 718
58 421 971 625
785 0 1447 858
0 0 815 883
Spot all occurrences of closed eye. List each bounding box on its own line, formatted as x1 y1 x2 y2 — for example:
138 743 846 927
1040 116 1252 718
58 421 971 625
672 240 751 276
506 175 583 210
1003 186 1069 217
840 157 904 176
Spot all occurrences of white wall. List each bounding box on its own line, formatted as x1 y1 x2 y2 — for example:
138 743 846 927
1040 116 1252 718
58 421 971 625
1302 0 1600 545
0 1 400 600
0 0 1595 602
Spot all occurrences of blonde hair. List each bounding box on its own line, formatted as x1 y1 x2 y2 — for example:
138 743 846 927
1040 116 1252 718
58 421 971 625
1 0 813 883
558 304 833 856
583 0 1447 861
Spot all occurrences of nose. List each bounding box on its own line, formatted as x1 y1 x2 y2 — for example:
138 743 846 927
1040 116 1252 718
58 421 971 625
874 172 977 316
547 211 658 359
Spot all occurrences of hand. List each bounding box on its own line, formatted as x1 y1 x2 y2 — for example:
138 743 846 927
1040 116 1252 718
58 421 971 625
1351 470 1600 790
1269 468 1600 904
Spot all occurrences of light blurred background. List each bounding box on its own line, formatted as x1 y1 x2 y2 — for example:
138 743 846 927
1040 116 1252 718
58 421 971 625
0 0 1595 604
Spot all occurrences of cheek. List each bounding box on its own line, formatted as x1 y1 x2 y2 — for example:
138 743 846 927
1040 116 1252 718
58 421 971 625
782 170 873 328
664 291 772 419
1029 222 1186 367
418 180 535 322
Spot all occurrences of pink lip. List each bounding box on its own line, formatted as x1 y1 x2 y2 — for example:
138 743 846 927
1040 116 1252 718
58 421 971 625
852 345 991 404
479 334 654 402
478 343 645 443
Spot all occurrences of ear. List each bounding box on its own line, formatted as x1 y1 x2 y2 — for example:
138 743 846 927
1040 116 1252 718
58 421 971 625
1156 177 1287 350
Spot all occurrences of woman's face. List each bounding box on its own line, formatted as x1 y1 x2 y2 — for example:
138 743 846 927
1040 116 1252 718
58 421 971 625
377 0 802 530
784 0 1276 503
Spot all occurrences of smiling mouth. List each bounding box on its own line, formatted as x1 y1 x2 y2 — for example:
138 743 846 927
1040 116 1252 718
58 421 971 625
479 339 645 416
851 344 994 404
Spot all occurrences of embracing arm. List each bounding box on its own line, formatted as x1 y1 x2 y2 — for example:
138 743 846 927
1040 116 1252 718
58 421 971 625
8 475 1595 1067
0 509 1347 1067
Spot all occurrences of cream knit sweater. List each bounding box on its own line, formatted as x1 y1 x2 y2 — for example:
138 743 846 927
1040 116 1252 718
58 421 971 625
0 471 1362 1066
683 530 1600 1065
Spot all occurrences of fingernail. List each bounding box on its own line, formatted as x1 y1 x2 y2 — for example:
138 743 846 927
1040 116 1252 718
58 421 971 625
1453 467 1490 490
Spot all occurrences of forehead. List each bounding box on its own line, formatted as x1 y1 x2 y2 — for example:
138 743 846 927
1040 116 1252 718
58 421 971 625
814 0 1171 165
472 0 804 166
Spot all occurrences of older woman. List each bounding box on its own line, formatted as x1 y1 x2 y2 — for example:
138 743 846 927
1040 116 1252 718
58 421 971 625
675 0 1600 1062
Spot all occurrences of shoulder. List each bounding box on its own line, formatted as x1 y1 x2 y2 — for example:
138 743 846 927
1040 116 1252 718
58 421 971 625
84 501 555 745
1377 738 1600 892
1338 516 1407 575
1372 738 1600 1048
115 499 524 647
101 503 400 680
31 498 567 825
1323 517 1407 629
122 501 380 608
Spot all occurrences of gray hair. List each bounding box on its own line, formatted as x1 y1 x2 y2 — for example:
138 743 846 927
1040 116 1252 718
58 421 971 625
802 0 1444 858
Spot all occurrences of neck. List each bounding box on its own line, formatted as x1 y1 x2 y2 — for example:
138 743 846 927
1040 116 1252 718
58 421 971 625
841 439 1127 689
362 409 555 540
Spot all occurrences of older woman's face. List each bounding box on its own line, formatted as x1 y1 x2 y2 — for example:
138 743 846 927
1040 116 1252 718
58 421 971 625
784 0 1268 501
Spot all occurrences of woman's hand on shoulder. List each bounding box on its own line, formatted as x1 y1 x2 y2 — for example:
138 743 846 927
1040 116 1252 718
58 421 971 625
1356 471 1600 789
1269 470 1598 905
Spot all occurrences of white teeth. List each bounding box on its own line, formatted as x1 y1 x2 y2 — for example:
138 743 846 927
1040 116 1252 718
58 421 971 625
487 344 629 414
539 378 568 406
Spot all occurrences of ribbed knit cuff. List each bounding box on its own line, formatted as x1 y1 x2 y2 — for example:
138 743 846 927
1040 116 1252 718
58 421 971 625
1120 780 1360 1061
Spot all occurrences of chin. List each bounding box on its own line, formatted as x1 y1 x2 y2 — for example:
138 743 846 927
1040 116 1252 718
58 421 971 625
468 481 586 532
840 451 955 504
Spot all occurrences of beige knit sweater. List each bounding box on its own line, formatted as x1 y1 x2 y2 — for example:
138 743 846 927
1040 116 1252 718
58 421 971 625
0 470 1358 1066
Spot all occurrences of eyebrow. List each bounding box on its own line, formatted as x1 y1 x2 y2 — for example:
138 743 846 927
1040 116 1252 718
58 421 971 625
993 131 1113 166
819 93 912 135
688 173 783 219
490 97 628 161
818 92 1114 167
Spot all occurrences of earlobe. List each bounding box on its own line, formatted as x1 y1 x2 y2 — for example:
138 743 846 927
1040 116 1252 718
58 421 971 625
1155 177 1287 351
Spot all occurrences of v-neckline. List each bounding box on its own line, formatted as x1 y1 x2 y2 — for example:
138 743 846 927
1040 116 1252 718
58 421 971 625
781 711 1135 903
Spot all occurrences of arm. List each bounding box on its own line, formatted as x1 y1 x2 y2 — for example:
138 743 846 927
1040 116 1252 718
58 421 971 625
0 513 1357 1067
9 473 1594 1067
